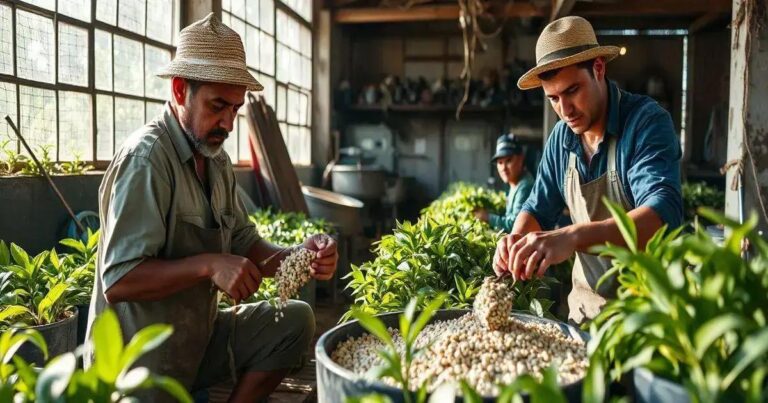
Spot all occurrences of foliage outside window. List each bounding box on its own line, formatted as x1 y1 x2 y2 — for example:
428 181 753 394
0 0 178 169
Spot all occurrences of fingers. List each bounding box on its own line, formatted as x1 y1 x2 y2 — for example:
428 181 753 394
508 237 525 279
512 241 536 281
493 236 509 276
536 256 550 278
524 250 543 280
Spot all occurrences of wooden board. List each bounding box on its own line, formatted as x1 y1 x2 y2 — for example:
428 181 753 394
245 94 309 214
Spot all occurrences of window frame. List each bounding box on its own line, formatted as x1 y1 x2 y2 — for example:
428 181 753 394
222 0 313 167
0 0 178 169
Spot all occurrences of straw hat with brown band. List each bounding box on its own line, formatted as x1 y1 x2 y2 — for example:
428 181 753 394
157 12 263 91
517 16 620 91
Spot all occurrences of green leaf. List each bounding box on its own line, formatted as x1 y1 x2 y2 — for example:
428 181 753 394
722 327 768 389
142 375 192 403
0 305 31 322
9 243 30 269
49 249 60 270
459 380 483 403
583 355 606 403
694 314 745 358
120 324 173 372
352 310 393 347
35 352 76 402
93 309 125 383
58 239 86 254
603 198 637 252
0 241 9 266
116 367 150 391
409 294 446 342
37 283 68 323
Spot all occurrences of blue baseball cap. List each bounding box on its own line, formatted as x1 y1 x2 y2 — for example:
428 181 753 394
491 133 524 162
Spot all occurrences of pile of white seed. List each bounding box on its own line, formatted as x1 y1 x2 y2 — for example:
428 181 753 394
473 276 514 330
273 247 315 321
331 313 588 396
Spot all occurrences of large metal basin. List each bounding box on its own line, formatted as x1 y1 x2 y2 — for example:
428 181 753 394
331 165 387 200
302 186 364 236
316 309 589 402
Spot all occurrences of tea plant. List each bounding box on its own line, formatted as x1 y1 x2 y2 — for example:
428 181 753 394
682 181 725 223
19 145 57 177
0 140 28 175
420 182 506 225
342 218 554 322
0 309 191 402
584 199 768 403
58 153 94 175
0 243 72 328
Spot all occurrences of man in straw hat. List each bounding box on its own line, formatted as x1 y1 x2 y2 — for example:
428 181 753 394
492 16 682 325
85 13 338 402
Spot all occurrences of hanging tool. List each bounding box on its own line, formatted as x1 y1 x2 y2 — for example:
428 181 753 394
4 115 86 235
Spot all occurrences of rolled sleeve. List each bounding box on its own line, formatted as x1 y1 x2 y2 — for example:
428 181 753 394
100 155 171 290
229 181 261 256
521 128 566 230
626 107 684 229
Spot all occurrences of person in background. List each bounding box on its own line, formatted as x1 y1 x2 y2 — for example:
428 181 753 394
475 133 534 232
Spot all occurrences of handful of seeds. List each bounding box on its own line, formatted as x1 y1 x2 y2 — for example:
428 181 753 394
273 247 315 321
473 276 514 330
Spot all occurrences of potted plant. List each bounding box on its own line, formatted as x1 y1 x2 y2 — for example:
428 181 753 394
0 309 191 402
583 200 768 403
56 230 99 344
0 242 79 365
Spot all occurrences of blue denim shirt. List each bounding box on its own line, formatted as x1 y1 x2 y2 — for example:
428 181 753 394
521 80 683 230
489 171 534 233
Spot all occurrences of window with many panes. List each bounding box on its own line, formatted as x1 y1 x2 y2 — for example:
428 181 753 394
0 0 178 164
222 0 312 166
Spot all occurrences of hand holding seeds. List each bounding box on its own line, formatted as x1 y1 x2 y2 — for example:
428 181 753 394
302 234 338 281
474 276 514 330
208 254 263 302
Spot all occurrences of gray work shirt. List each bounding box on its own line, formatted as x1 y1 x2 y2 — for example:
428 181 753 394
84 102 262 390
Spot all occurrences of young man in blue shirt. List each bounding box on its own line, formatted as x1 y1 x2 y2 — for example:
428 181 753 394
493 16 683 324
475 133 534 232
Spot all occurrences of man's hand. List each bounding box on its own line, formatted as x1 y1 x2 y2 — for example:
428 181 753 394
208 254 263 302
303 234 338 281
493 233 522 277
509 228 576 281
474 208 489 223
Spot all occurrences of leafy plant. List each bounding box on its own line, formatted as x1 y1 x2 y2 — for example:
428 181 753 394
55 230 100 306
420 182 506 226
584 199 768 403
351 295 446 403
58 153 94 175
342 218 554 322
0 140 28 176
0 231 99 329
682 181 725 224
0 243 73 328
0 309 192 402
19 145 57 177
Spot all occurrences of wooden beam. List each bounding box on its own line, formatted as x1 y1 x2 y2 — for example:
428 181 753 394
550 0 578 21
333 3 544 24
573 0 731 17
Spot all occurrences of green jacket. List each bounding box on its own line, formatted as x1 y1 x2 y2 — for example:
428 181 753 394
489 172 534 233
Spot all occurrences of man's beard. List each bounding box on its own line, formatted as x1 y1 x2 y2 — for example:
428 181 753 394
184 127 229 158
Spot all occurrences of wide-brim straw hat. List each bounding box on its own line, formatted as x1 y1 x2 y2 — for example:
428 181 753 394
157 12 263 91
517 16 619 90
